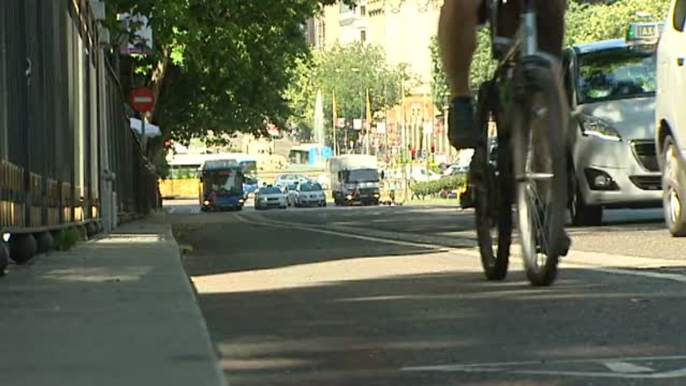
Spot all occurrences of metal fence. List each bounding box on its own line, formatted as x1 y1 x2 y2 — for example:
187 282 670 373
0 0 158 257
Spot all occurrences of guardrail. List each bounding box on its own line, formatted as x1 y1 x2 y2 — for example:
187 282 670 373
0 0 159 269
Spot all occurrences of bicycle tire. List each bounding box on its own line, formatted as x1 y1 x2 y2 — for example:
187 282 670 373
474 82 513 281
512 64 569 287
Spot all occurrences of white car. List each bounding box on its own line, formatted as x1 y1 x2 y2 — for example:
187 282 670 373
656 0 686 236
288 181 327 207
563 32 662 226
254 186 287 210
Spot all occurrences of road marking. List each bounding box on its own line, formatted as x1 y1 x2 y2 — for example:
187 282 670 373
236 213 452 251
603 361 654 373
403 355 686 379
237 213 686 284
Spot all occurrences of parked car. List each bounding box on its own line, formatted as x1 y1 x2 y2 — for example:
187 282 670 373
656 1 686 236
287 181 327 207
254 186 287 210
563 28 662 226
274 173 309 191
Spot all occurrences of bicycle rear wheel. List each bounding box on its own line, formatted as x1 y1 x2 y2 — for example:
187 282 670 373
512 64 569 287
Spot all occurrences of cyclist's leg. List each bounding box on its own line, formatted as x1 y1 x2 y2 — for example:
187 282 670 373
536 0 566 57
438 0 482 149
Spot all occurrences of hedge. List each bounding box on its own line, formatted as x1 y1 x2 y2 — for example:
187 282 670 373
411 175 467 199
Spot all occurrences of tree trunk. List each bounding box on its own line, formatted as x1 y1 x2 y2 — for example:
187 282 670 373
146 45 170 122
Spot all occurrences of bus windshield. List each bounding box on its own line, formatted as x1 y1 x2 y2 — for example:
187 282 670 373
289 150 309 165
203 170 244 195
240 160 258 184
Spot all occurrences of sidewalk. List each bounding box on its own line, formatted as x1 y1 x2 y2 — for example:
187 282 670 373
0 219 227 386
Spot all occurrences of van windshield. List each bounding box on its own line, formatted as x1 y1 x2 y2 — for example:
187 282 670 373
345 169 379 183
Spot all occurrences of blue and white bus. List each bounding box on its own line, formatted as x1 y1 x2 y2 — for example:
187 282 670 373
219 153 259 194
288 144 333 170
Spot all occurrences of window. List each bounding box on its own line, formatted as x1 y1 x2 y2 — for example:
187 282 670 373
360 30 367 43
360 6 366 16
675 0 686 32
577 49 656 104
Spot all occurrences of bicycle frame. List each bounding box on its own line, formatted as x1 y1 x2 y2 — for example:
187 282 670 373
488 0 549 68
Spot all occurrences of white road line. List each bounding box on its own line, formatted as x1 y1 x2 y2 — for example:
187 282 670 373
236 213 686 284
603 361 654 374
236 214 451 251
403 355 686 379
402 354 686 371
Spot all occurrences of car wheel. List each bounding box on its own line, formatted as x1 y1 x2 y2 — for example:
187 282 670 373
663 135 686 237
569 170 603 226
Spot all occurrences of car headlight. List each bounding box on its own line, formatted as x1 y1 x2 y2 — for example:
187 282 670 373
580 116 622 142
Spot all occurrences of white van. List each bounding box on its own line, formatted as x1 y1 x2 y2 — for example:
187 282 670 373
656 0 686 236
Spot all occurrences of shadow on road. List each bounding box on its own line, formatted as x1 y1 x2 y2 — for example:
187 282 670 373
197 268 686 386
174 216 447 277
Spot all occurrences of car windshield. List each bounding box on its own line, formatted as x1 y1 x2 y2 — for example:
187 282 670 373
300 183 322 192
259 187 282 195
577 48 656 104
346 169 379 183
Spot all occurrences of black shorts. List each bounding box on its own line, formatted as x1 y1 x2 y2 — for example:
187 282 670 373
479 0 566 56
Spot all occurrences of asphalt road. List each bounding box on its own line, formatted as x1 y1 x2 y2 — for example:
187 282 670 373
168 200 686 385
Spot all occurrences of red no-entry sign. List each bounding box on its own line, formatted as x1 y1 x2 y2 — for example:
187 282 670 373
131 87 155 113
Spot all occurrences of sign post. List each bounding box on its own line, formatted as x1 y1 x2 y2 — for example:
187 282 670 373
130 87 155 151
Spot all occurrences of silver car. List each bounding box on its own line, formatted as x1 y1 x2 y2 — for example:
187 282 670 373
288 181 327 207
254 186 287 210
564 37 661 226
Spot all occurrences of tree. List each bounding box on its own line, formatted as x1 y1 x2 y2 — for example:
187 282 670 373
565 0 671 46
286 43 409 146
429 30 495 108
105 0 356 145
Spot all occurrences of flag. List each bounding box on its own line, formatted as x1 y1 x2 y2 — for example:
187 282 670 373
366 89 372 130
332 90 337 127
332 90 337 155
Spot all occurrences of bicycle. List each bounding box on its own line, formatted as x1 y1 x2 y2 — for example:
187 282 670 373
470 0 570 286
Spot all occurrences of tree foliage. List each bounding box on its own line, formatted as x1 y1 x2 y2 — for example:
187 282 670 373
286 43 409 145
429 29 496 108
429 0 671 106
105 0 356 144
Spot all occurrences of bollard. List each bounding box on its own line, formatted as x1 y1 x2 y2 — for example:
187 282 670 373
86 222 97 237
9 234 37 264
76 225 88 241
0 241 8 276
35 232 54 254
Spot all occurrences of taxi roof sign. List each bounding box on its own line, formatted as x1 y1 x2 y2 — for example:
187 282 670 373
626 22 664 43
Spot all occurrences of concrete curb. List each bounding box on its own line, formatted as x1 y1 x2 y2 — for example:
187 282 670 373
162 224 229 385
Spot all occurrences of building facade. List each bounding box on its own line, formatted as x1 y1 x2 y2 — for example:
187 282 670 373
308 0 455 161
